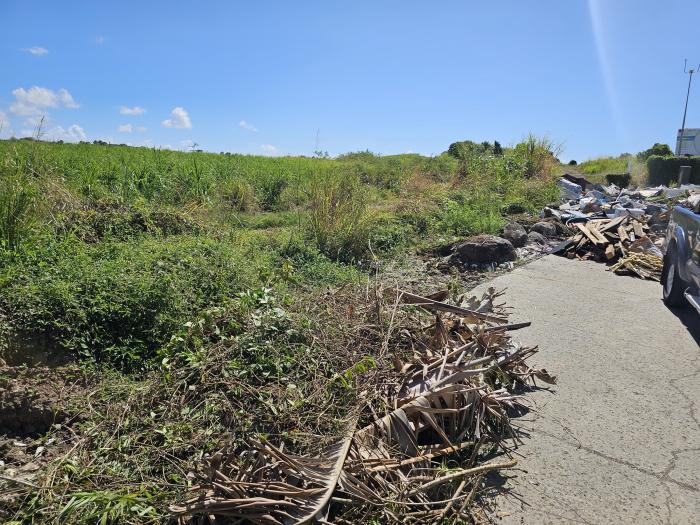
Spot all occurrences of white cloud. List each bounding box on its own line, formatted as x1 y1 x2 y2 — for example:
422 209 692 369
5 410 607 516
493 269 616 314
9 86 80 115
58 89 79 109
22 46 48 56
68 124 86 141
161 106 192 129
260 144 278 156
95 36 106 44
120 106 145 115
239 120 258 132
137 126 147 133
118 124 133 133
23 115 48 128
46 124 87 142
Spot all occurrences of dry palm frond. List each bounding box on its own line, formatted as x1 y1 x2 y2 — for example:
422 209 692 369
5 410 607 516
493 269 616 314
172 288 553 524
608 252 663 281
171 432 354 524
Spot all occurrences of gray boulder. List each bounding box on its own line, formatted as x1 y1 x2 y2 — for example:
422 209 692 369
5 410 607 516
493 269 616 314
451 235 516 264
502 222 527 247
527 231 548 245
530 221 558 238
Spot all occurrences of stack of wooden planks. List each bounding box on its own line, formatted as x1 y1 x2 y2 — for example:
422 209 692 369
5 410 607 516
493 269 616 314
560 213 665 280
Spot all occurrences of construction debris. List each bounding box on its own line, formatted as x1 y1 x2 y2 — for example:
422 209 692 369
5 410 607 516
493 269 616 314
552 214 666 280
547 174 697 281
171 288 553 524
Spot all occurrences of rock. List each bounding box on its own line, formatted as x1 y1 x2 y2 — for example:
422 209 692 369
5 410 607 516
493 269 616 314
527 231 547 245
502 222 527 247
450 235 516 264
530 221 558 238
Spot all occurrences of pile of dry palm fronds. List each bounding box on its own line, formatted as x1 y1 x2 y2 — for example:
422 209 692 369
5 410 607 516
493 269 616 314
171 287 554 524
608 252 663 280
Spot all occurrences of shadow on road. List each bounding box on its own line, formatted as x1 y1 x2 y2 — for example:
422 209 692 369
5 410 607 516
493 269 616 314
667 304 700 346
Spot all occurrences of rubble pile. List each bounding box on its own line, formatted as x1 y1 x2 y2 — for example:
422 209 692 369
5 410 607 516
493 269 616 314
171 289 553 524
553 214 665 280
549 173 700 281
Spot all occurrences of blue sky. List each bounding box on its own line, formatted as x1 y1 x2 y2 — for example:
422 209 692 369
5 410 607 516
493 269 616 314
1 0 698 161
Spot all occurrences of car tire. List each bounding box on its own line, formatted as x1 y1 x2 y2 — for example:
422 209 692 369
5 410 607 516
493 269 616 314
662 244 687 307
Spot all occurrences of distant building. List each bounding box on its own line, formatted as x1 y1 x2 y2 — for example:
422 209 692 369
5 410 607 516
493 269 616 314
676 128 700 155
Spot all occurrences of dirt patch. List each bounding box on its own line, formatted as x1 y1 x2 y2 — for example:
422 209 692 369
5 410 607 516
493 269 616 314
0 365 87 517
0 366 85 436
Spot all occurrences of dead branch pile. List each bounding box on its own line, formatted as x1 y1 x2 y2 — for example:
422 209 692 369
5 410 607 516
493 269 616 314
557 213 666 280
171 288 554 524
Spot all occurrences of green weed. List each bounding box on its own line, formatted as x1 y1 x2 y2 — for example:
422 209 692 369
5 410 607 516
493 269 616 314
0 172 35 251
304 170 373 262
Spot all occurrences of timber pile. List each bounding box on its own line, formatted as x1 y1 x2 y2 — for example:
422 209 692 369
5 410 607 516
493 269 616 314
171 288 554 524
557 213 666 281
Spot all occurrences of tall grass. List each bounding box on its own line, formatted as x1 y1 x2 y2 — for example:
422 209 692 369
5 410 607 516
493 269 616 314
577 155 631 175
0 141 453 211
0 172 35 251
304 170 372 262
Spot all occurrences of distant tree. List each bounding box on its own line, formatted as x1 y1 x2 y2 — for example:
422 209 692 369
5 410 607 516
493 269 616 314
637 143 672 161
447 140 491 160
568 159 577 166
493 140 503 156
336 150 380 162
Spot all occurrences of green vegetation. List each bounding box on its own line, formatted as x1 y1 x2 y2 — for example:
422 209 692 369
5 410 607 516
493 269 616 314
647 155 700 185
0 139 559 371
637 142 673 161
0 136 559 523
577 154 632 175
576 151 649 187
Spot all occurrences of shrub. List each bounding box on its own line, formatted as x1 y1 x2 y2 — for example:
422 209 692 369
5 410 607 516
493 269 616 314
420 154 458 181
513 134 560 179
447 140 493 161
221 178 257 212
646 155 700 186
255 172 288 210
638 143 673 162
304 170 372 262
0 235 262 371
55 203 200 241
437 193 504 236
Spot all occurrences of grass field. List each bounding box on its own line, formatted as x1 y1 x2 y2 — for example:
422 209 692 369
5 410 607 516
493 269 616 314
0 138 560 370
0 137 560 523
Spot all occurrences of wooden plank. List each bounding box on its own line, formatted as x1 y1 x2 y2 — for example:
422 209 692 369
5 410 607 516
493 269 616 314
575 223 603 245
587 224 609 244
598 215 627 233
605 244 616 260
632 221 644 238
617 225 629 243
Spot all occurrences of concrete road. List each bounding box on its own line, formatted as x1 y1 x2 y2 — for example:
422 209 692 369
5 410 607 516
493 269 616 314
470 256 700 524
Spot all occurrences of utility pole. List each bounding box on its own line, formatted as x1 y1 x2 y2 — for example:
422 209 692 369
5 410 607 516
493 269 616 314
677 59 700 154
